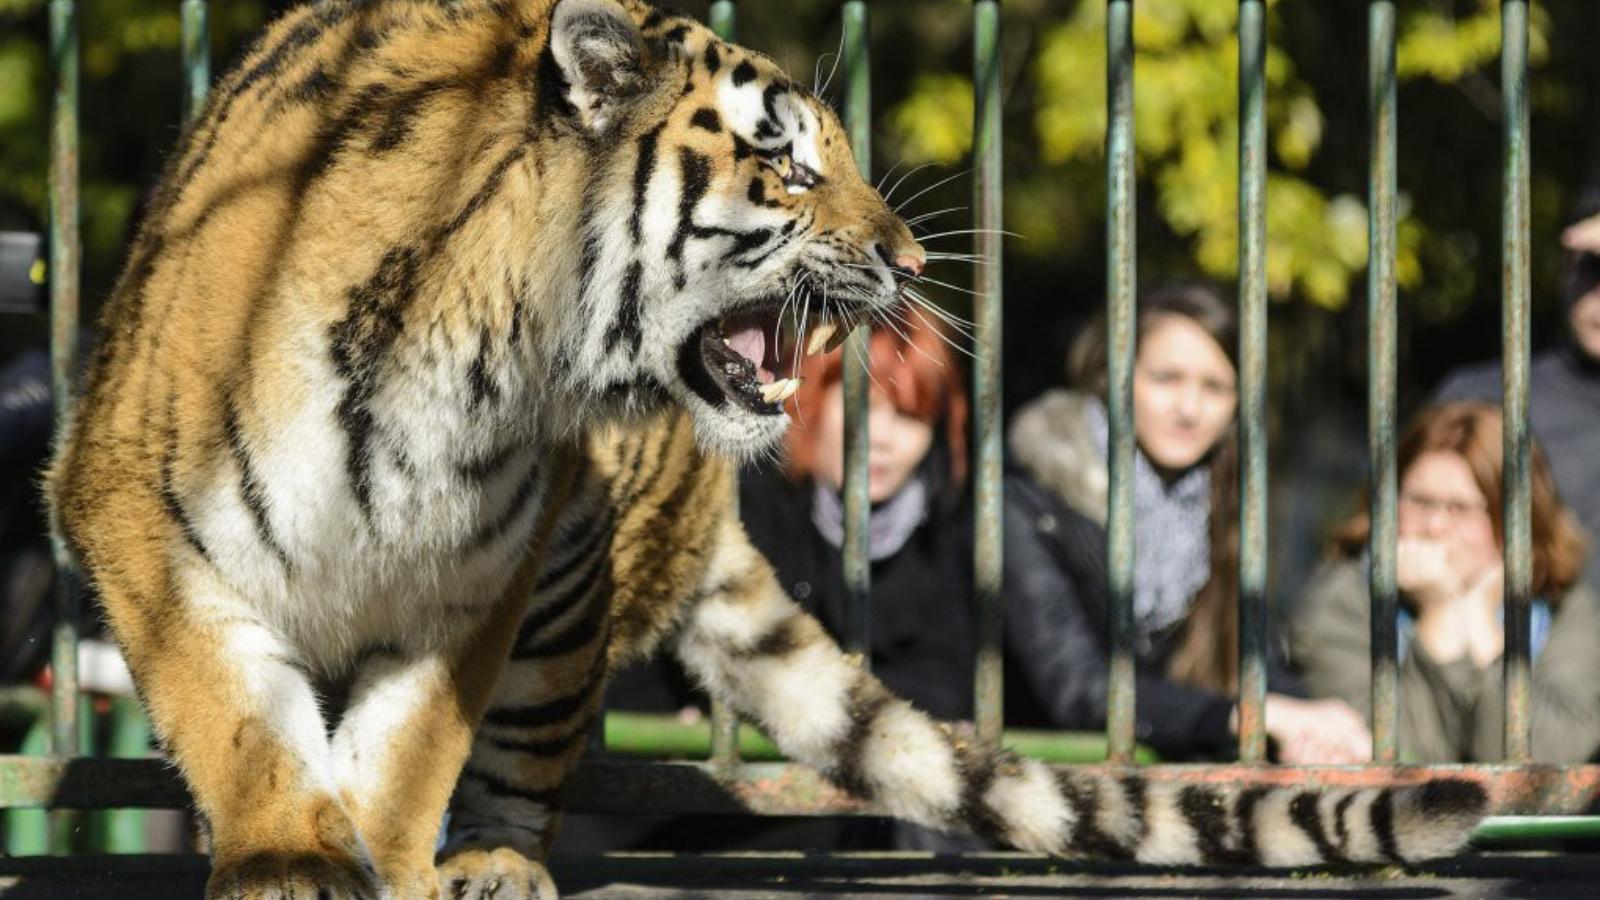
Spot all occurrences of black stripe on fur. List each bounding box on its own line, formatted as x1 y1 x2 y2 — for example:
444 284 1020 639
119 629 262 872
1178 785 1251 865
629 124 665 240
1061 772 1136 859
159 408 214 564
512 588 607 660
1371 788 1404 863
467 457 542 550
223 399 292 569
823 681 893 799
1288 791 1343 863
460 765 566 808
1332 791 1358 856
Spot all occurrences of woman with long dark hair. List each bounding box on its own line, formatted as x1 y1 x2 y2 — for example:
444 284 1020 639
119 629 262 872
1003 283 1369 762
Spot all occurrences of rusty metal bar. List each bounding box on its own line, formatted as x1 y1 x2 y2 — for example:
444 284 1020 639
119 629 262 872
1104 0 1137 765
840 0 872 661
46 0 81 770
8 755 1599 818
1500 0 1532 764
970 0 1003 746
1367 0 1400 765
181 0 208 125
1235 0 1269 764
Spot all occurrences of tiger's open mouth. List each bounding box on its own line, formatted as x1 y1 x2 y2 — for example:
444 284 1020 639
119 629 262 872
678 300 854 416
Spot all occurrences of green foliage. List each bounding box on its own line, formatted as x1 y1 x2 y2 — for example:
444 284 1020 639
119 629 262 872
1398 0 1548 82
883 0 1550 312
0 0 265 282
889 73 973 166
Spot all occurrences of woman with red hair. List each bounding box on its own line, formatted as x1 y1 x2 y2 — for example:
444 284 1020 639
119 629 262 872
739 319 975 724
1291 402 1598 762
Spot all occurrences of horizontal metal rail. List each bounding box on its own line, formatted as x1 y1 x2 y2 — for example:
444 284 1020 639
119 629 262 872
4 755 1598 818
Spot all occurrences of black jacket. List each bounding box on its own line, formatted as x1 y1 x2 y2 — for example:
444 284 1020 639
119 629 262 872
738 462 977 722
1002 390 1304 760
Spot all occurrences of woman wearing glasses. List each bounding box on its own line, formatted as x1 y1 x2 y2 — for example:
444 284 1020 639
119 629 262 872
1290 401 1598 762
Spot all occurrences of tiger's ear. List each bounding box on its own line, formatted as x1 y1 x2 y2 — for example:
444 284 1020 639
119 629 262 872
550 0 646 133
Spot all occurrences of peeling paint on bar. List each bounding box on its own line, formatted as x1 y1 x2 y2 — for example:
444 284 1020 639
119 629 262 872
1235 0 1269 765
972 0 1004 747
1500 0 1533 766
1104 0 1137 766
840 0 872 663
46 0 80 784
1367 0 1400 766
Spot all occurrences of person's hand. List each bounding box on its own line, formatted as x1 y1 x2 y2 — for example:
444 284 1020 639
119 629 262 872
1562 214 1600 254
1254 694 1372 765
1461 562 1506 668
1396 536 1465 611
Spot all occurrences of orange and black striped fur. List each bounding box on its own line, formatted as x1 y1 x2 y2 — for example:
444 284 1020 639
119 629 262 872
48 1 1485 897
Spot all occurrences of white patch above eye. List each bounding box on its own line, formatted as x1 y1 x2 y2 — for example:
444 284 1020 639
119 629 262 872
792 106 823 173
715 71 825 180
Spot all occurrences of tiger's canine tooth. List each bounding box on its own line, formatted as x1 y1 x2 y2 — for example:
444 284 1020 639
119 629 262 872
776 377 803 402
805 323 837 356
759 380 789 404
823 323 851 353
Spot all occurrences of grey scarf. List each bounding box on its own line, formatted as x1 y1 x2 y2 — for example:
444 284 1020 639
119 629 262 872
1083 399 1212 647
811 476 928 561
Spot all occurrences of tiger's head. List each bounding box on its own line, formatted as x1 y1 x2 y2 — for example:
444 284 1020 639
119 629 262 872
547 0 925 457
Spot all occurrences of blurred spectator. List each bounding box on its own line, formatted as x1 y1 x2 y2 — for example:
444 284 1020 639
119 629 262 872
563 319 978 854
1291 402 1597 763
739 320 974 722
1003 283 1369 763
736 319 978 852
1435 203 1600 586
1 349 54 688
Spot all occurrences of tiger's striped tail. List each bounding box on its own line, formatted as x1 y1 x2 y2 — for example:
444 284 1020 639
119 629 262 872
675 519 1487 865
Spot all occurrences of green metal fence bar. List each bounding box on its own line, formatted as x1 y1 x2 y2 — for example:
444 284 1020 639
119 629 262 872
1499 0 1533 764
181 0 208 125
1103 0 1137 765
707 0 741 770
1367 0 1400 765
970 0 1004 746
708 0 735 46
46 0 81 782
101 699 153 853
1235 0 1269 764
600 712 1156 764
840 0 872 661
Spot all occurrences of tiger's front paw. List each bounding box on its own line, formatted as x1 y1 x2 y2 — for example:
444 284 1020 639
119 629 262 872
437 847 558 900
206 851 381 900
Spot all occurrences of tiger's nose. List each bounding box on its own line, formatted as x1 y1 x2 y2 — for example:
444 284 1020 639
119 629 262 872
894 252 925 279
876 242 925 282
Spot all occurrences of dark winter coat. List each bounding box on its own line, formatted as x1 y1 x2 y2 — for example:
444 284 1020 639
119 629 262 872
1002 390 1305 760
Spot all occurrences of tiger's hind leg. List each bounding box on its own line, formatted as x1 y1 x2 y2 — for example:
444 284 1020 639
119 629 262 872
438 510 614 900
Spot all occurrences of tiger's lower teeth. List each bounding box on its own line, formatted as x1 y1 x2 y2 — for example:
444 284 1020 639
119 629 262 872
759 377 803 404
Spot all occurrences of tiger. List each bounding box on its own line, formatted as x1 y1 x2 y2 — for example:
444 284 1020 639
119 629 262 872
46 0 1487 897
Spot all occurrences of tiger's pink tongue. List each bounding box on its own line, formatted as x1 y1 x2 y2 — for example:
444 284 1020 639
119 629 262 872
726 324 775 383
